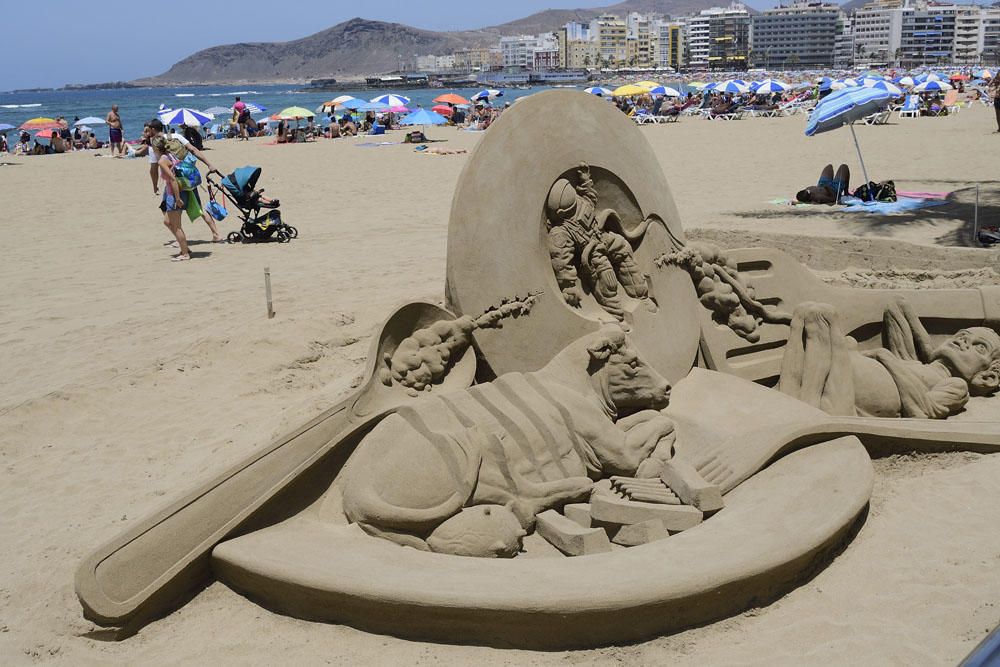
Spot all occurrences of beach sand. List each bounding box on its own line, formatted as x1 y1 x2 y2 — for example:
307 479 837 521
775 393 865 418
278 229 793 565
2 104 999 665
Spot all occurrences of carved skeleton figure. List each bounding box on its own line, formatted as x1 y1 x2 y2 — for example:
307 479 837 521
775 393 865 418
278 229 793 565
780 299 1000 418
546 164 654 319
342 326 676 558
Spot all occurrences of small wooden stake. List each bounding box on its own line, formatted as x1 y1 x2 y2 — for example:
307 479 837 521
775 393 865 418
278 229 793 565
264 267 275 319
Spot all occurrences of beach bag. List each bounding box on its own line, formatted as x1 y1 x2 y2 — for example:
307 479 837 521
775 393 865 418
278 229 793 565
852 180 897 203
206 187 227 221
173 154 202 191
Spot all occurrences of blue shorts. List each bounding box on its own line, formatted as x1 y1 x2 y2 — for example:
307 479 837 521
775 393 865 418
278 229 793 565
160 190 188 213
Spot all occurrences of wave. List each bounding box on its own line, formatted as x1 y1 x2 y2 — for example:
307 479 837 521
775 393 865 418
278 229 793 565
228 91 258 95
0 103 42 108
175 93 195 97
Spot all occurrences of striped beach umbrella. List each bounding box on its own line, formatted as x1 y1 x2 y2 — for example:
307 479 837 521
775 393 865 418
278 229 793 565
472 89 503 100
753 79 790 93
238 102 266 114
203 106 231 115
863 79 903 96
805 86 893 196
159 108 214 126
913 80 952 93
371 94 411 107
19 117 62 130
647 85 681 96
584 86 613 96
702 82 718 91
714 80 750 94
895 75 917 87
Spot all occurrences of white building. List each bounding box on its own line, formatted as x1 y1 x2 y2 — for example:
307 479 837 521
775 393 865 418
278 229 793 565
500 33 559 69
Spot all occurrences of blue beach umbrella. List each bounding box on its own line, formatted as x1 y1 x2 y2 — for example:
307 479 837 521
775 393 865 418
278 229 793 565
159 107 214 126
648 84 681 96
805 86 892 199
0 123 17 131
472 89 502 101
895 75 916 87
345 100 389 112
399 108 447 126
863 79 903 96
913 80 952 93
702 82 718 91
753 79 790 93
371 93 411 107
584 86 613 96
714 80 750 94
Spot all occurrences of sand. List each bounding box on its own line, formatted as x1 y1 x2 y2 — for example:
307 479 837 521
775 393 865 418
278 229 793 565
2 103 999 665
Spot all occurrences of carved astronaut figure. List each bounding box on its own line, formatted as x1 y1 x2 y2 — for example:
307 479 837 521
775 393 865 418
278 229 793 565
546 164 652 320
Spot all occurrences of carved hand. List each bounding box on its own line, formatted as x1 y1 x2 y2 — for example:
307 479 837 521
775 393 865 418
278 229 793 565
562 286 584 307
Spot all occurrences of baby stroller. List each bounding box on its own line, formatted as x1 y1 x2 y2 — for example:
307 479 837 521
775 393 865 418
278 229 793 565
209 165 298 243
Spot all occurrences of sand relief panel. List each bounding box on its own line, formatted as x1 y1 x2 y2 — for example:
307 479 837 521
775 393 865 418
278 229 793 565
73 90 1000 649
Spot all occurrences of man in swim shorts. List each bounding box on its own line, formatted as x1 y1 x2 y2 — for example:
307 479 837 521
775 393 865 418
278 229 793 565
107 104 123 157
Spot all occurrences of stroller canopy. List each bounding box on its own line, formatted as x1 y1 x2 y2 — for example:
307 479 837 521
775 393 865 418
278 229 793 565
222 166 262 198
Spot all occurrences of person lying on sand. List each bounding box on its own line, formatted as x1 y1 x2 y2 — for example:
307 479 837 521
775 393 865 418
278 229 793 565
795 164 850 205
780 298 1000 419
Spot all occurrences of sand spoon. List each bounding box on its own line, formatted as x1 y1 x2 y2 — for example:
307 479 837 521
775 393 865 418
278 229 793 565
75 301 478 634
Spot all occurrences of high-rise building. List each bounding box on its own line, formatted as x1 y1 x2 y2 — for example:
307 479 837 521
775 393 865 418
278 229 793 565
685 4 751 70
899 3 957 66
591 14 629 66
751 2 843 68
834 16 855 67
653 20 686 70
851 0 905 65
500 34 559 69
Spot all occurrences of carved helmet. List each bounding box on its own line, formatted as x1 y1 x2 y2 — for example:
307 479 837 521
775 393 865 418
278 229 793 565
546 178 578 220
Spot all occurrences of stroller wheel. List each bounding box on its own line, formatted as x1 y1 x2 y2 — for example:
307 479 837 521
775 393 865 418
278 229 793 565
227 231 243 244
276 230 291 243
286 225 298 239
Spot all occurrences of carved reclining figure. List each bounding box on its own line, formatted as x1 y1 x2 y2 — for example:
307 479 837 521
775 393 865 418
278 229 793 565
779 299 1000 418
342 326 676 558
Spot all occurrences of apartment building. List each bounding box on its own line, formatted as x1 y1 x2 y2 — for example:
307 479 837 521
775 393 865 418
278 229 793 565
500 33 559 69
685 4 751 70
751 2 843 68
653 20 686 70
453 47 502 72
591 14 629 66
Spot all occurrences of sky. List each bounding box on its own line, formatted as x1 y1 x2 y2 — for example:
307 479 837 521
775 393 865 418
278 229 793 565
0 0 981 90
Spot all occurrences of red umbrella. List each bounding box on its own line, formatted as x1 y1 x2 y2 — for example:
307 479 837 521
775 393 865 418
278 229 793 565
433 93 470 105
19 117 61 131
949 73 970 81
431 104 454 116
35 129 55 138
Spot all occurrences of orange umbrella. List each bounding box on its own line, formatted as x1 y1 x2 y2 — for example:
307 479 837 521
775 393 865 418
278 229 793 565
431 104 454 116
35 129 55 138
950 73 970 81
19 117 61 130
433 93 470 105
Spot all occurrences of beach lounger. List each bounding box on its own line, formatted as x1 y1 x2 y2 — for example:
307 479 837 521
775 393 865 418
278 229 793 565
634 112 658 125
656 114 680 123
862 110 890 125
694 246 999 385
898 95 920 119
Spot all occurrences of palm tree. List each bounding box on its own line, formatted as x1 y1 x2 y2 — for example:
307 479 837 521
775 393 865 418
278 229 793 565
855 43 867 66
584 54 591 68
894 47 903 67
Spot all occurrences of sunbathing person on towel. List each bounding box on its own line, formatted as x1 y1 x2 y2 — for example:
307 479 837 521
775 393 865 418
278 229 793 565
796 163 850 204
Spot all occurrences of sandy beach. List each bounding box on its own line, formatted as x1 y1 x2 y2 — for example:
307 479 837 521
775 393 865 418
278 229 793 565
2 102 999 665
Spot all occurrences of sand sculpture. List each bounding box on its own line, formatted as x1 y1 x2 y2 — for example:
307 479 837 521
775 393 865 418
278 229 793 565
75 91 1000 648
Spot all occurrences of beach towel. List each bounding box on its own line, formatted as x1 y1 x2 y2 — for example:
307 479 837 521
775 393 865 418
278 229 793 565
838 196 949 214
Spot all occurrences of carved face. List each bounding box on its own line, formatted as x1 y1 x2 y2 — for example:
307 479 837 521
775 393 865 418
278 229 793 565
603 344 672 413
931 327 1000 383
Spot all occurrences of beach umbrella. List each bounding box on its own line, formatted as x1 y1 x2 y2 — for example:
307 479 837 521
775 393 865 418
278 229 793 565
895 75 916 87
949 73 969 81
980 70 993 79
431 104 453 116
702 82 718 91
237 102 266 114
19 117 60 130
275 106 315 119
714 80 750 94
688 81 708 90
830 78 859 90
864 80 903 96
648 85 681 97
399 108 447 126
805 86 893 198
371 93 411 107
612 84 650 96
753 79 790 93
584 86 613 96
635 80 662 89
74 116 106 126
347 101 389 112
35 129 55 138
159 108 214 126
0 123 15 131
203 106 231 116
472 89 502 101
913 80 952 93
433 93 470 105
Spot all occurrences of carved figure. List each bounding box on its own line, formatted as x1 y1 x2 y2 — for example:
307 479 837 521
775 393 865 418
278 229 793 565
546 163 656 319
342 326 675 557
656 242 791 342
780 299 1000 418
382 294 538 392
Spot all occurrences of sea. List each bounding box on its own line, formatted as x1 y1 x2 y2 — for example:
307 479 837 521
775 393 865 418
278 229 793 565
0 82 696 137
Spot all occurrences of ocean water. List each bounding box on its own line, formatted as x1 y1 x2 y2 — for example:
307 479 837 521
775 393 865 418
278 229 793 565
0 82 699 137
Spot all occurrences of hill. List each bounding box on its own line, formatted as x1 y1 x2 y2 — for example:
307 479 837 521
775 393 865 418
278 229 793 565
139 0 726 84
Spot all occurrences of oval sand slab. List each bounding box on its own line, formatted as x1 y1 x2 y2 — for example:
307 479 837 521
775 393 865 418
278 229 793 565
211 436 873 649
